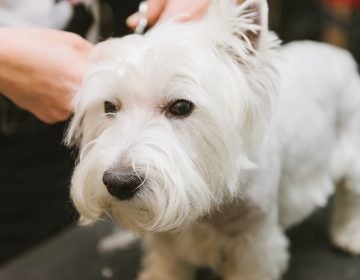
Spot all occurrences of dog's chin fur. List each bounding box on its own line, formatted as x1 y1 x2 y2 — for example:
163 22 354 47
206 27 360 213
67 0 360 278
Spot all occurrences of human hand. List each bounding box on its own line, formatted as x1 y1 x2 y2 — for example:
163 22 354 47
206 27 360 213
126 0 211 30
0 28 93 124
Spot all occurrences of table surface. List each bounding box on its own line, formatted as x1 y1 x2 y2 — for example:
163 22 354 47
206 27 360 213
0 206 359 280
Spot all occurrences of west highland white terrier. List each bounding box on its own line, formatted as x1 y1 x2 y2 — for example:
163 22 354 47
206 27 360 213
66 0 360 279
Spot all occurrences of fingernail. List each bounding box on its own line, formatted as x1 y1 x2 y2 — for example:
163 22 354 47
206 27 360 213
126 13 139 28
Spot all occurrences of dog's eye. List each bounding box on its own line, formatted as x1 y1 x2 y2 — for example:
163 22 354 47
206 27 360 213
104 101 119 115
168 99 194 117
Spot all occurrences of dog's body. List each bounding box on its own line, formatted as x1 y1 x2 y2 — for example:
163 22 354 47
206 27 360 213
137 42 360 279
67 1 360 279
274 42 360 230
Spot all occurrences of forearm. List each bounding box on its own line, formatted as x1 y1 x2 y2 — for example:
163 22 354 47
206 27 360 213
0 27 93 123
0 27 31 101
0 27 17 98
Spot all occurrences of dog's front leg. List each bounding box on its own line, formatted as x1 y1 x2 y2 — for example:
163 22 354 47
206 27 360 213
223 219 289 280
137 235 195 280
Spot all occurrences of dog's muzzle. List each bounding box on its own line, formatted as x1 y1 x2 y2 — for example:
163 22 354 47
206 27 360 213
102 170 144 200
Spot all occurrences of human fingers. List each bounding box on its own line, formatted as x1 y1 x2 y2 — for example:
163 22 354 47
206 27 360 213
126 0 167 29
158 0 211 23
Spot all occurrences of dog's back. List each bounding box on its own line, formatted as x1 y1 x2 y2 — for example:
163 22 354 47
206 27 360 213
273 41 360 254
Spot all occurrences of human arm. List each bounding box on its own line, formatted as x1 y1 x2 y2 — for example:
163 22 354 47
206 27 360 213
0 27 93 124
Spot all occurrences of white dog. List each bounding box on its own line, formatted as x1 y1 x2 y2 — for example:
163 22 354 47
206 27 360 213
66 0 360 279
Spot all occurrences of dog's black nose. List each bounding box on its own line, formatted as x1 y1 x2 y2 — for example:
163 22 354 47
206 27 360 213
102 170 144 200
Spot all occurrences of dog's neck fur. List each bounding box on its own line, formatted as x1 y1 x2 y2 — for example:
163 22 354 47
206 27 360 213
146 199 266 274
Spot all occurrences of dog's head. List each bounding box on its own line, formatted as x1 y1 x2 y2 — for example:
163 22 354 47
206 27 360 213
66 0 279 232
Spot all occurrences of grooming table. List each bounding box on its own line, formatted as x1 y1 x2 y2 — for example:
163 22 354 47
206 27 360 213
0 207 359 280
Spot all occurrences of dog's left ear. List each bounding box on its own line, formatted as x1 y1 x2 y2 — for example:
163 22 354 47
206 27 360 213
205 0 270 56
238 0 269 51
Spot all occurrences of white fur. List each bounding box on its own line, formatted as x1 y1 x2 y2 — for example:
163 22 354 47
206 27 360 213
67 0 360 279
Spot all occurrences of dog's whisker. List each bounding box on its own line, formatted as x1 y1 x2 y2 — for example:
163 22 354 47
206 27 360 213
134 164 149 191
79 139 99 161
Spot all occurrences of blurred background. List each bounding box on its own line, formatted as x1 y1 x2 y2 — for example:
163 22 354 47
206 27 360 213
99 0 360 64
0 0 359 271
269 0 360 64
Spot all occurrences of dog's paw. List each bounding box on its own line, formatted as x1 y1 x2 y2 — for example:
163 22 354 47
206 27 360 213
331 222 360 255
